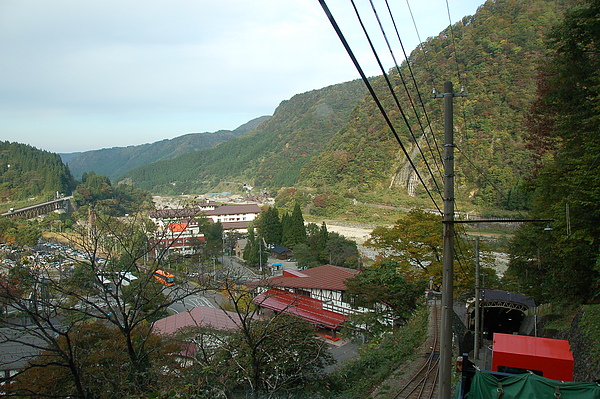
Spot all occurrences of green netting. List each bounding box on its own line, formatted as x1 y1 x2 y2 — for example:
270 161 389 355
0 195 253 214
464 370 600 399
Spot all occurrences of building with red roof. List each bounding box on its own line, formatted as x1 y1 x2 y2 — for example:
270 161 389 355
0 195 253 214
153 306 244 365
250 265 361 332
153 306 242 335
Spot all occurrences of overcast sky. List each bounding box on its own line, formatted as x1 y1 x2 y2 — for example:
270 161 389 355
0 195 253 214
0 0 483 154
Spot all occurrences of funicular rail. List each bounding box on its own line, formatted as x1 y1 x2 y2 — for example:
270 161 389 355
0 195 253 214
392 299 440 399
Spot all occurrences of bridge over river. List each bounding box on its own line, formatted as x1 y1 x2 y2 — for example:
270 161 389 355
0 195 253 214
1 196 74 219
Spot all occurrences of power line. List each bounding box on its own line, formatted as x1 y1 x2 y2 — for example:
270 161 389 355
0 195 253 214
444 0 464 87
357 0 443 196
318 0 442 214
369 0 445 192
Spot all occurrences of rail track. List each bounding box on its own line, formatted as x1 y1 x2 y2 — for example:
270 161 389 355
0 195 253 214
391 299 441 399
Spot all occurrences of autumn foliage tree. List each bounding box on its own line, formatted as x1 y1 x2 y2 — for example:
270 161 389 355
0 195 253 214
366 209 443 283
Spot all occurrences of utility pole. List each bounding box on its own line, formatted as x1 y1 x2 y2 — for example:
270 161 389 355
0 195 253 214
474 236 481 361
434 81 466 399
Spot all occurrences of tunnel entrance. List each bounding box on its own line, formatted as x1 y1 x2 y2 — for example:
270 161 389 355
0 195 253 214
467 289 535 338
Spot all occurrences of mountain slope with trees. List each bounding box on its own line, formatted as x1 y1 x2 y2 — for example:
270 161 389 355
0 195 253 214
119 80 368 193
111 0 567 212
507 0 600 304
0 141 77 202
61 116 269 181
298 0 570 211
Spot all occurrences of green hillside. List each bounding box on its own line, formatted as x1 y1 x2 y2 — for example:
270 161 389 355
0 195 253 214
118 0 568 213
0 141 77 203
61 116 269 181
299 0 569 210
120 80 367 193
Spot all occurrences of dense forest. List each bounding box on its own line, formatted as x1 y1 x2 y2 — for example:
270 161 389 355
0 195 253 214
0 141 77 202
506 0 600 304
298 0 569 210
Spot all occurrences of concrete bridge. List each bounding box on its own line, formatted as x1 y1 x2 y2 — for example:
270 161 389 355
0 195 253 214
1 196 74 219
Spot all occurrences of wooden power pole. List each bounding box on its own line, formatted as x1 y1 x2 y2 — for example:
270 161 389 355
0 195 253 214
434 81 466 399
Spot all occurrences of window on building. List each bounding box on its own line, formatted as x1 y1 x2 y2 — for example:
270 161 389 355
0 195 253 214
294 288 311 298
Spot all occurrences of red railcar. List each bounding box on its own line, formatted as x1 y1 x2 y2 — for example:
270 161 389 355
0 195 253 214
491 333 574 381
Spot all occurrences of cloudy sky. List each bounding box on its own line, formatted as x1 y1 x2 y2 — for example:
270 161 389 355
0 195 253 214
1 0 482 154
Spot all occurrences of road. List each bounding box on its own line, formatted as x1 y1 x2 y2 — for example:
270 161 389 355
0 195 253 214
165 282 221 314
222 255 259 282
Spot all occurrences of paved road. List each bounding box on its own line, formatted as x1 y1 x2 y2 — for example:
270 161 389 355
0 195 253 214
165 283 220 314
222 255 259 281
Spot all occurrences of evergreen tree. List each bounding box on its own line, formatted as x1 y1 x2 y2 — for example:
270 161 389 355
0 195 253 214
243 224 257 265
306 222 329 266
243 224 266 269
256 206 282 246
289 202 307 246
280 212 293 248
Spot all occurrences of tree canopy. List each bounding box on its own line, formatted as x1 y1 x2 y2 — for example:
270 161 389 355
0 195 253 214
507 0 600 304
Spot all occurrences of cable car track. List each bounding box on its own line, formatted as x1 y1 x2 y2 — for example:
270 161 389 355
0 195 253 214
392 299 441 399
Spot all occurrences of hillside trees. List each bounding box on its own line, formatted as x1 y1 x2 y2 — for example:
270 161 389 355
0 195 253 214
73 171 153 216
345 259 427 337
365 209 497 294
0 217 41 247
508 0 600 303
299 0 566 209
366 209 444 282
0 141 76 201
121 80 366 194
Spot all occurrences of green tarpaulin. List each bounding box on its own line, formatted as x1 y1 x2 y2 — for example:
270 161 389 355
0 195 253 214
464 370 600 399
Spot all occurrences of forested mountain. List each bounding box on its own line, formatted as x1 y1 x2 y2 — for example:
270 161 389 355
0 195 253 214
299 0 569 209
120 80 368 193
61 116 269 181
0 141 77 201
119 0 569 211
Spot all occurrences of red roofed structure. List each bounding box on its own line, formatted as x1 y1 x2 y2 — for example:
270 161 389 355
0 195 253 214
251 265 360 333
153 306 242 335
263 264 359 291
168 222 188 233
492 333 575 381
254 288 348 329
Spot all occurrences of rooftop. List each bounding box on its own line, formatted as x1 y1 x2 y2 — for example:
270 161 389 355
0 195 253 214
253 288 348 329
204 204 262 216
153 306 242 335
253 264 359 291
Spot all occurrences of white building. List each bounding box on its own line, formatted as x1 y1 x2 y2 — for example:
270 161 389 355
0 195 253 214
148 203 262 257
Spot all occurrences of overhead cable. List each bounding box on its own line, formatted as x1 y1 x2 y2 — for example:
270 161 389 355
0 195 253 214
367 0 444 194
318 0 442 214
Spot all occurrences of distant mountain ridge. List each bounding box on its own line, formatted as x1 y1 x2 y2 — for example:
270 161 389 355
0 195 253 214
119 80 368 193
60 116 270 180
